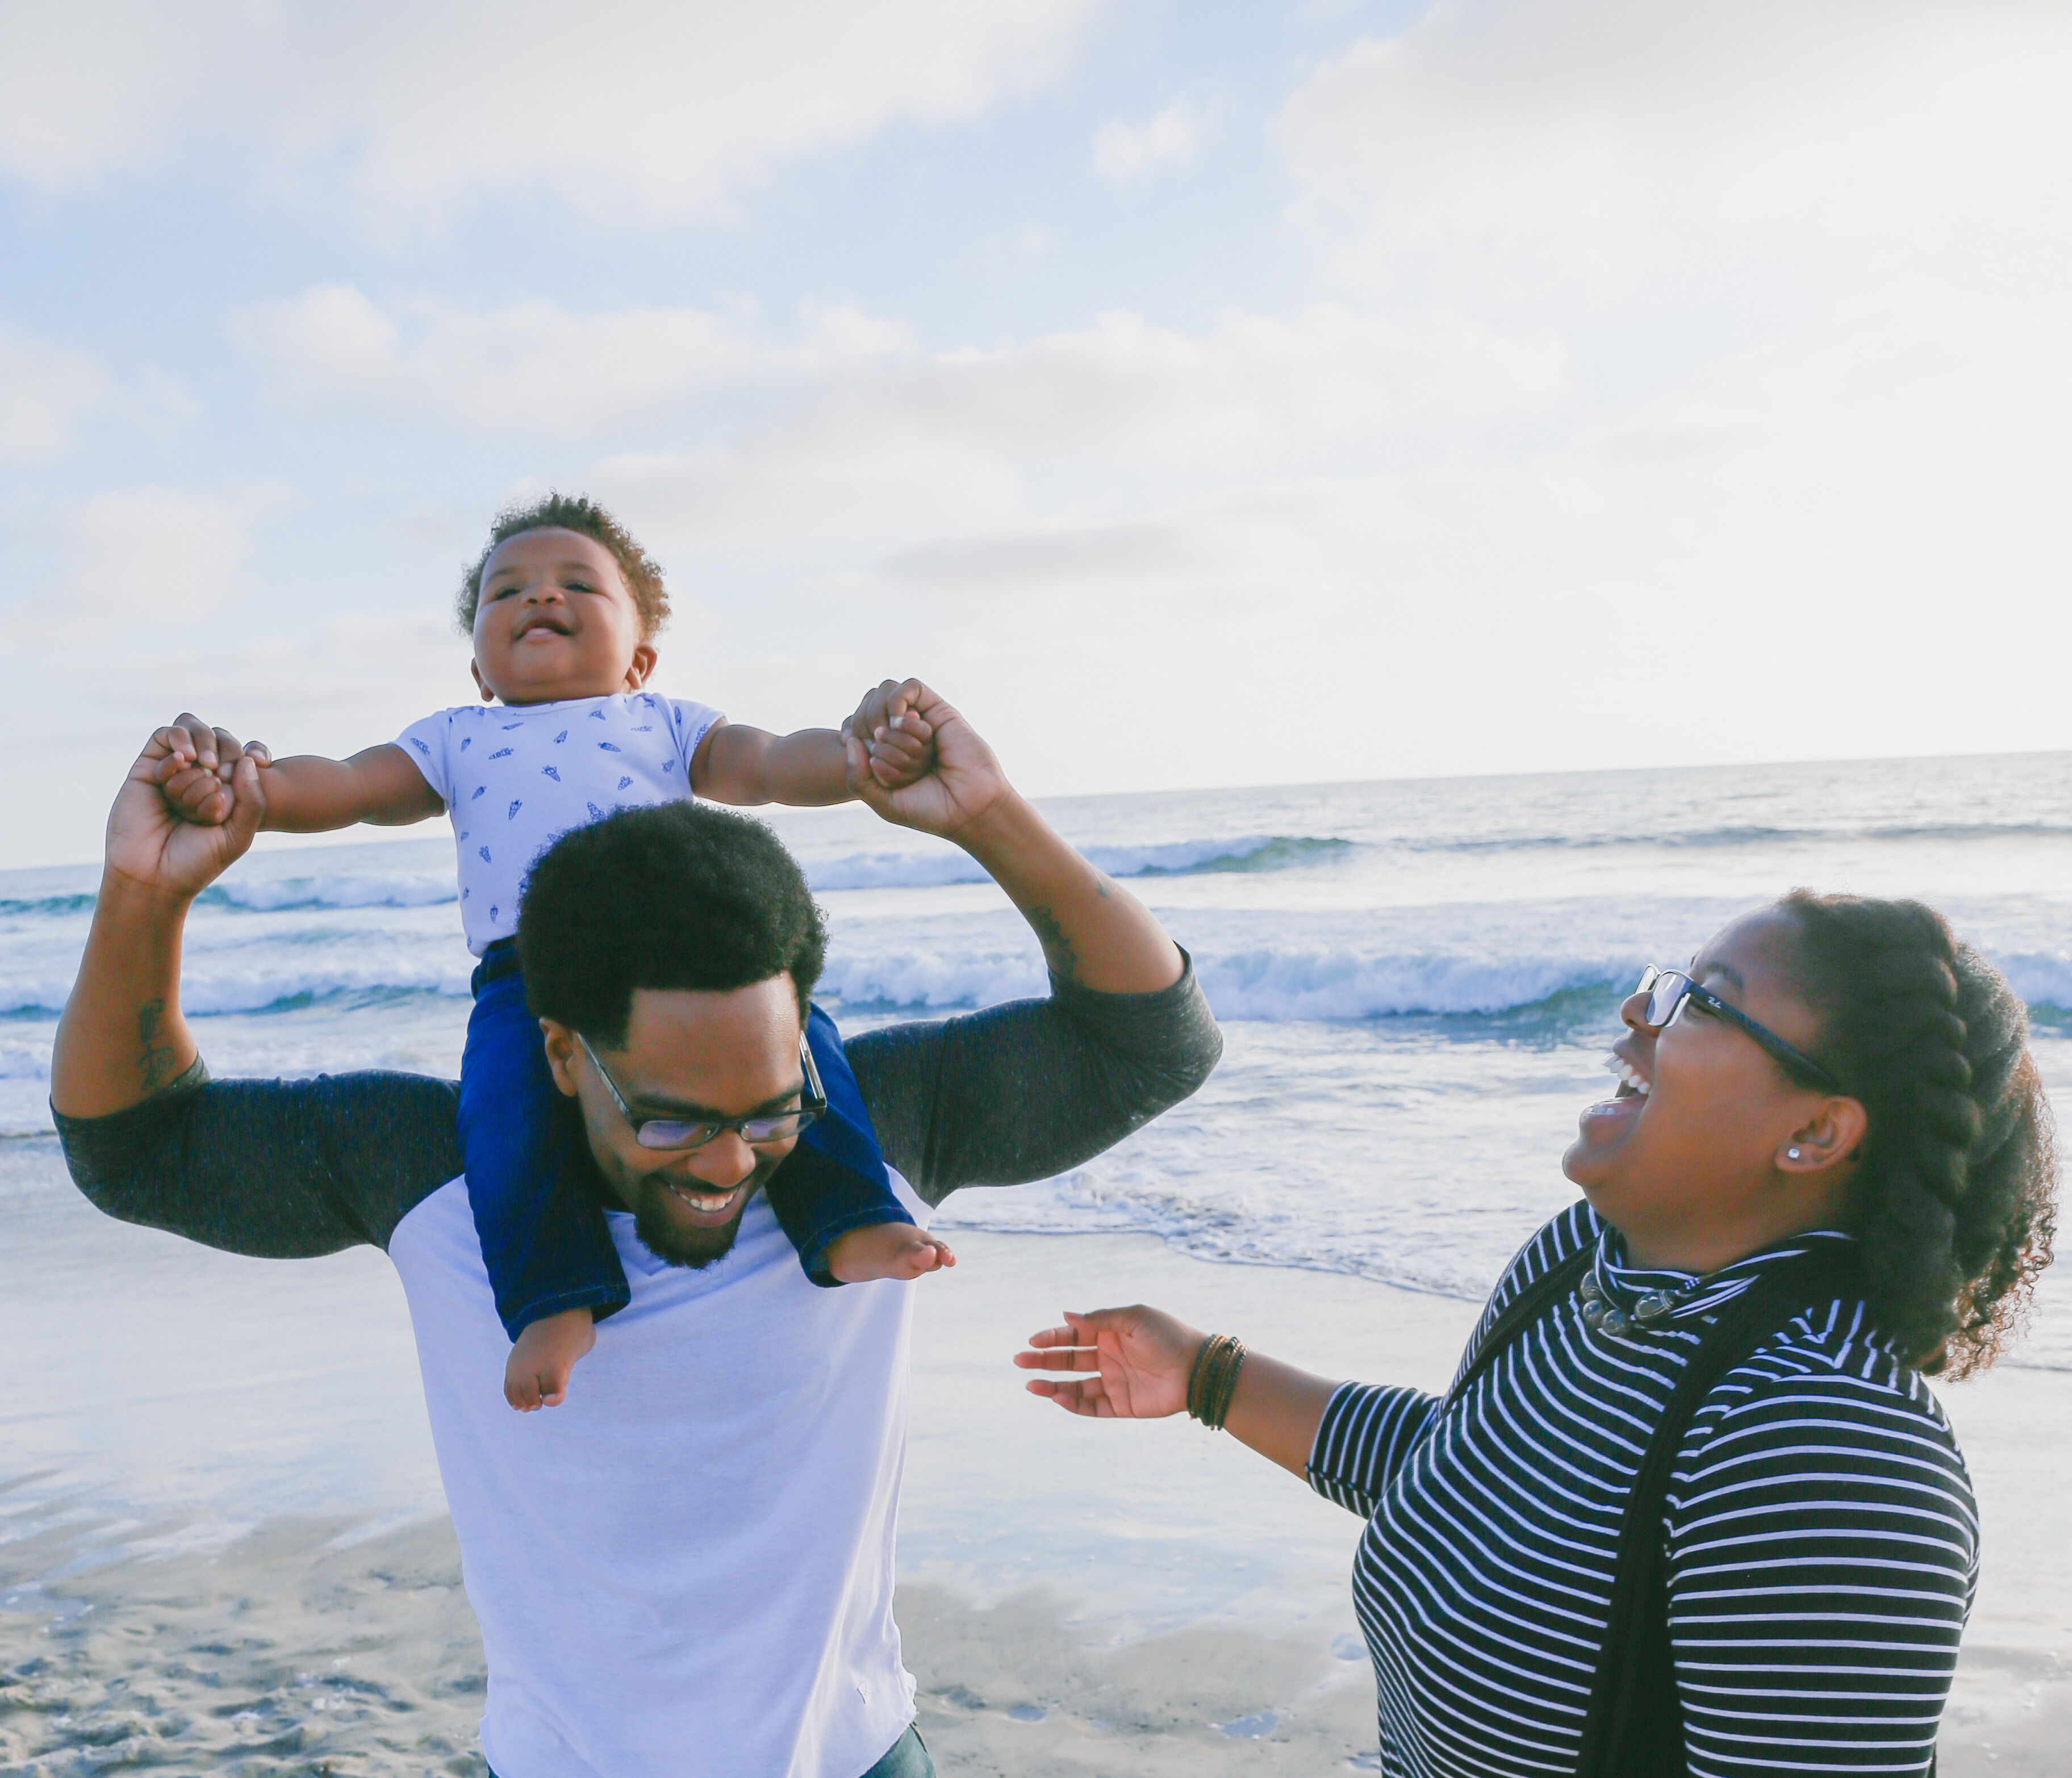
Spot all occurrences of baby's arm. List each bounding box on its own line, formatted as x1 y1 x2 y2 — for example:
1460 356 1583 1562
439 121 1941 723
691 680 936 808
161 735 443 833
691 724 853 808
252 747 445 832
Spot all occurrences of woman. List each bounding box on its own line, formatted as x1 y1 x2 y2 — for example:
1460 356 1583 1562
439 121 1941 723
1016 893 2056 1776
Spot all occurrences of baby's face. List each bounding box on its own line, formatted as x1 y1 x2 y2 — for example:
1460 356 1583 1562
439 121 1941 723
470 528 654 706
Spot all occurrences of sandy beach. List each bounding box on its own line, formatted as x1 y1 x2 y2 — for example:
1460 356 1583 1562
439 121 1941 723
5 1219 2066 1775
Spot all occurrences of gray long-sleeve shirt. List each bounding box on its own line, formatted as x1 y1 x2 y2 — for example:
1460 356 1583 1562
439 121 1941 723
53 963 1223 1257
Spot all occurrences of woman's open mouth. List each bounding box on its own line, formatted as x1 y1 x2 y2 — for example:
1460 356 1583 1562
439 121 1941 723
1577 1053 1651 1139
1606 1056 1651 1099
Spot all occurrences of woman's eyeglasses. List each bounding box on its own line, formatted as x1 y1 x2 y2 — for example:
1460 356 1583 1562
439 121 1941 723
1633 967 1843 1094
576 1032 827 1151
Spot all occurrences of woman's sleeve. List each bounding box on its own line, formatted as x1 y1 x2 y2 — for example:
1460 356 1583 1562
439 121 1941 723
1306 1380 1444 1518
1667 1363 1977 1776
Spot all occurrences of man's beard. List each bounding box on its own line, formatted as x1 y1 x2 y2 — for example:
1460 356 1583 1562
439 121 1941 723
627 1162 776 1269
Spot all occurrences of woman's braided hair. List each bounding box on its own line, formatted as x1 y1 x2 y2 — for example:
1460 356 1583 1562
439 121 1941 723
1782 890 2056 1378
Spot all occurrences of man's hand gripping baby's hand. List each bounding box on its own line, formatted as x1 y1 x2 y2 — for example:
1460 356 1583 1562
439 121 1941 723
152 713 271 829
843 679 937 793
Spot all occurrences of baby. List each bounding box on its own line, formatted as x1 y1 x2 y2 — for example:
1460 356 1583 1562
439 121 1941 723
158 492 952 1411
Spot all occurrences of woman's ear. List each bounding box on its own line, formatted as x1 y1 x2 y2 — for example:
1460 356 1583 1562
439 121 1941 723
1777 1095 1869 1175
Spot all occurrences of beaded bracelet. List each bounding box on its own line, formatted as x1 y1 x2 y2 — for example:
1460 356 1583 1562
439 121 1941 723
1186 1333 1248 1430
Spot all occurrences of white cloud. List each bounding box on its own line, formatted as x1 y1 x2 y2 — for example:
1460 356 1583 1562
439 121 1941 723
1091 94 1209 183
235 286 766 434
0 0 1106 228
1281 0 2072 295
54 487 264 622
0 320 114 463
0 321 189 464
233 285 928 437
632 276 2068 795
235 285 1565 487
907 307 1565 457
574 302 1564 584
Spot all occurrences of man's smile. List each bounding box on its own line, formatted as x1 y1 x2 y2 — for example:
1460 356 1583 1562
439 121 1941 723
657 1176 750 1224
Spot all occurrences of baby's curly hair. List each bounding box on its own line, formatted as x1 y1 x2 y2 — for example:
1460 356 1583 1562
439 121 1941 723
1783 890 2058 1378
455 492 671 641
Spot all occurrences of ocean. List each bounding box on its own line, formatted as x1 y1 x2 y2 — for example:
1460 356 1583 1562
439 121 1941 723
8 752 2071 1311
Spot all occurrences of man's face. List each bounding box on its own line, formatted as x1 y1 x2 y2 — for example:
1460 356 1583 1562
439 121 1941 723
540 976 805 1269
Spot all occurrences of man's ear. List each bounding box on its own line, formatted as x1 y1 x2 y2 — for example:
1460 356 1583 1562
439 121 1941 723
539 1018 582 1098
1777 1095 1869 1177
471 660 496 703
624 642 658 691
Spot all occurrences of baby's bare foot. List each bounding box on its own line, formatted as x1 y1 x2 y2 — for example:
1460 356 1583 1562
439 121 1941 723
825 1223 957 1284
504 1307 597 1411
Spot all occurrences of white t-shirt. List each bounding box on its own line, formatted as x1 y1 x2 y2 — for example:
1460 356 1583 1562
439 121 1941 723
396 692 725 955
387 1172 926 1778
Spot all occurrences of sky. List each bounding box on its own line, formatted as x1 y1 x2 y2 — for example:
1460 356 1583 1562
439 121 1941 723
3 0 2070 868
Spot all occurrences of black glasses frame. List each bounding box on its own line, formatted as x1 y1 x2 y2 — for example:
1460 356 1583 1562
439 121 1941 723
577 1031 827 1151
1634 967 1844 1095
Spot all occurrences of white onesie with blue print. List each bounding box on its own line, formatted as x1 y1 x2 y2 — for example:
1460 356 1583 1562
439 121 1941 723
395 692 725 956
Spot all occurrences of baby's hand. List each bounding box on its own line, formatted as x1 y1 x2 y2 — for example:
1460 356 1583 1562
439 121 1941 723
824 1221 956 1285
843 677 936 792
152 719 271 828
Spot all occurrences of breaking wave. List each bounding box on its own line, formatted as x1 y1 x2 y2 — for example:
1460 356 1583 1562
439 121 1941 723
803 834 1351 892
2 833 1356 918
7 936 2069 1025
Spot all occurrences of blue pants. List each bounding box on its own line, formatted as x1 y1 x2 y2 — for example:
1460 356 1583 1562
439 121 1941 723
459 940 913 1341
489 1724 930 1778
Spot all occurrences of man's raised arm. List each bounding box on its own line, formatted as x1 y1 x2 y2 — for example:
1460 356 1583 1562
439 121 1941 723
52 714 269 1119
844 680 1183 997
50 716 461 1257
840 683 1219 1201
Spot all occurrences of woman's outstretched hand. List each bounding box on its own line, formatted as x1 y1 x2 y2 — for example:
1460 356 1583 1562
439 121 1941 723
1013 1306 1205 1419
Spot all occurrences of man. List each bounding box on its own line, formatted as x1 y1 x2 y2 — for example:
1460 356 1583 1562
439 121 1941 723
51 683 1221 1778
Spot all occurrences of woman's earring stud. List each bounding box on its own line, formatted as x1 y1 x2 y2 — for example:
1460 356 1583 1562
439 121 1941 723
1786 1147 1802 1161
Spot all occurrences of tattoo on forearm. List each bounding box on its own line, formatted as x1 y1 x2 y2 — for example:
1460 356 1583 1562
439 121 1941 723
1027 906 1080 982
136 998 183 1095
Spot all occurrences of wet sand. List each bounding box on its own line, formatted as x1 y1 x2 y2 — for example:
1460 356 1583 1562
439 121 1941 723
0 1505 486 1776
5 1226 2067 1773
4 1512 2063 1776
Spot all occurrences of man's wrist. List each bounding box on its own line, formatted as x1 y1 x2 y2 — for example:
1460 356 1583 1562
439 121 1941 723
945 786 1040 863
97 864 200 922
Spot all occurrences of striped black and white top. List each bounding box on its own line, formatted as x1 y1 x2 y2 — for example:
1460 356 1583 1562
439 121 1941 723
1307 1202 1975 1776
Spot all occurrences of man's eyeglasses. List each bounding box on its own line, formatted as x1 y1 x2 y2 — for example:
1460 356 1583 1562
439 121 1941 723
1633 967 1843 1095
575 1031 826 1151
